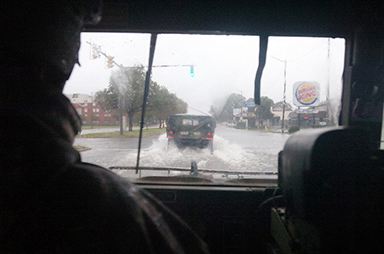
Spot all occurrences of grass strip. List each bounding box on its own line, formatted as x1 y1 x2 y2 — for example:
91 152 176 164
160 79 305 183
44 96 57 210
73 145 91 151
77 128 165 138
81 126 119 130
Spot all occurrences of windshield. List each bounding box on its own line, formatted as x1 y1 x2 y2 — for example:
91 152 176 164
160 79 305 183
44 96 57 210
65 33 345 184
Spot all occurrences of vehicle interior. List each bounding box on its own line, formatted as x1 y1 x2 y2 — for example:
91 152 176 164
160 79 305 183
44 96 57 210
77 1 384 253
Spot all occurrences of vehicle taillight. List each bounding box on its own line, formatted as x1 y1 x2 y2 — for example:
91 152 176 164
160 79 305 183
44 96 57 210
167 131 174 138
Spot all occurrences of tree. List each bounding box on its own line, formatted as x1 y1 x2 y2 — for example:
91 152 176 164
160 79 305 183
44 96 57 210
95 65 187 131
115 66 146 131
94 87 121 122
273 101 293 111
150 83 188 128
210 93 246 122
93 66 144 131
94 87 115 111
256 96 274 120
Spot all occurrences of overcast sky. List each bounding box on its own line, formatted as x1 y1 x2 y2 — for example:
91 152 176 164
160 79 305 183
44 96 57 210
64 32 345 115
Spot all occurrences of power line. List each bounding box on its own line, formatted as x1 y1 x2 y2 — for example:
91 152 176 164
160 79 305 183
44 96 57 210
289 41 325 62
188 107 211 116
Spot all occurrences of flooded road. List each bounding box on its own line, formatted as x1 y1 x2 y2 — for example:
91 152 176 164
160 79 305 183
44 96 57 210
74 126 290 174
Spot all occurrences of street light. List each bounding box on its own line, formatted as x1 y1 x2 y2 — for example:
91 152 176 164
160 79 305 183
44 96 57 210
270 56 287 133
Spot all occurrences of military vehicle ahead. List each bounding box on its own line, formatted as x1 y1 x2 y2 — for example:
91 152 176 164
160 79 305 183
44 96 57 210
166 114 216 154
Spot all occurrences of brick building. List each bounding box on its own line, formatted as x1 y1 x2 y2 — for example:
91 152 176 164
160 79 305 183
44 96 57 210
66 93 118 125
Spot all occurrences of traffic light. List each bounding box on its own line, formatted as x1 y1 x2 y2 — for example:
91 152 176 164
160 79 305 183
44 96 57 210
112 97 119 108
106 55 115 68
190 65 194 77
91 44 99 59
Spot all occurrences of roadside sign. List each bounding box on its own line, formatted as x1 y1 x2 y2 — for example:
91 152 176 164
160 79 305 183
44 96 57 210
297 108 319 114
244 101 255 107
233 108 241 115
293 81 320 107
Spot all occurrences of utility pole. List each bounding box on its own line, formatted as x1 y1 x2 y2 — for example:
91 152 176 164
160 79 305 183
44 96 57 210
270 56 287 133
119 95 124 135
90 92 93 129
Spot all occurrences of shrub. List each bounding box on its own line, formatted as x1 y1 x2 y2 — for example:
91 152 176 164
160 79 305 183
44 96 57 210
288 125 300 134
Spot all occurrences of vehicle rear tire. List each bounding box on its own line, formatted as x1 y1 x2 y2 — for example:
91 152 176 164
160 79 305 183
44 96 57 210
209 140 213 155
167 139 173 151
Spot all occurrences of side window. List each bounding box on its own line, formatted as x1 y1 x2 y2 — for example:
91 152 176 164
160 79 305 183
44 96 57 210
183 119 192 125
381 103 384 149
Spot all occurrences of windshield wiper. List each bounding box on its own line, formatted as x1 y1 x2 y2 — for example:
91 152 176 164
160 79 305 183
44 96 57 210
109 165 277 178
254 35 268 105
136 33 158 174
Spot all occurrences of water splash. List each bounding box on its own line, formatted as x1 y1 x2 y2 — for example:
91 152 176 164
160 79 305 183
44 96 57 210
126 133 278 172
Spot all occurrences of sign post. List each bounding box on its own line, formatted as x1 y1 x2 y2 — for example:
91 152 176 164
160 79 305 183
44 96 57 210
293 82 320 128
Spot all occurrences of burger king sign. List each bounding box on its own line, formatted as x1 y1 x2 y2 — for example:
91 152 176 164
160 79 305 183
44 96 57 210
293 81 320 107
